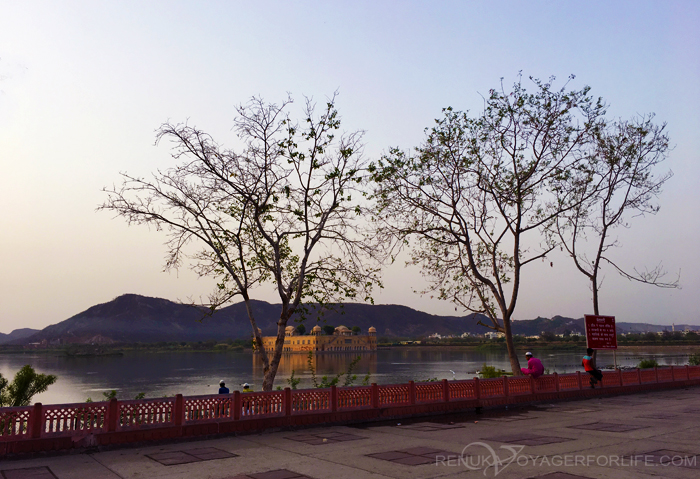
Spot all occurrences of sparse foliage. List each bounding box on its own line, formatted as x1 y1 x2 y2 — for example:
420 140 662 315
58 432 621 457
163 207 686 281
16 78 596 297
101 94 382 390
371 75 606 374
554 114 678 315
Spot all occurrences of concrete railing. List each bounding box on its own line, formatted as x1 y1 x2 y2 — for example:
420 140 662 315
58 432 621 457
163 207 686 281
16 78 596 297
2 365 699 456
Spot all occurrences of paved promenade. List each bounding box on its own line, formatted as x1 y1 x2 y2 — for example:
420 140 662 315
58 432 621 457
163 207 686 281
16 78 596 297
1 387 699 479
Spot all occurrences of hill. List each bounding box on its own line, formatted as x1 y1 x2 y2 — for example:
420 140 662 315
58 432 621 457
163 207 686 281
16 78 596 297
0 328 40 345
12 294 490 344
8 294 698 345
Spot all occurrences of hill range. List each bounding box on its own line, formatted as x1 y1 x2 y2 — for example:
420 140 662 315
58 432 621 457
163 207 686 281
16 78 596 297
3 294 697 345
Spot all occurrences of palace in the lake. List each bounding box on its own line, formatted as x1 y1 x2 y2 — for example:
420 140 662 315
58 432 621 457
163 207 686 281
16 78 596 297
258 325 377 353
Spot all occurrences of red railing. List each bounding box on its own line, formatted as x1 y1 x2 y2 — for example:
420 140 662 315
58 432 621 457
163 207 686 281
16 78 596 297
337 385 372 410
43 402 107 436
1 366 698 445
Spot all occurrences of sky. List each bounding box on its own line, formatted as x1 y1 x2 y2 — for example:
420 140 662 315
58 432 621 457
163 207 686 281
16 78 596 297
1 1 699 333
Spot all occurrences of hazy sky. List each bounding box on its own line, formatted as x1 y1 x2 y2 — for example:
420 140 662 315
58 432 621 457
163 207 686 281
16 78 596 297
1 1 698 332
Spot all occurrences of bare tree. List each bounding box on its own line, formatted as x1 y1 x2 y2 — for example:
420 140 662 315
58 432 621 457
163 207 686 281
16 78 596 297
371 76 605 374
554 113 678 316
101 94 381 390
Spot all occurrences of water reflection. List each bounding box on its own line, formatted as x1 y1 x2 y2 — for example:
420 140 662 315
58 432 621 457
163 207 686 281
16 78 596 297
0 346 695 405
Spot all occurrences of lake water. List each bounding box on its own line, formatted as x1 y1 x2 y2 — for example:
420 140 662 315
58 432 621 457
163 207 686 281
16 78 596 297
0 347 695 405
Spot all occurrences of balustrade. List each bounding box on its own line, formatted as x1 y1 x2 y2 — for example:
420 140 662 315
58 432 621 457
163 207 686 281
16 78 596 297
1 366 699 446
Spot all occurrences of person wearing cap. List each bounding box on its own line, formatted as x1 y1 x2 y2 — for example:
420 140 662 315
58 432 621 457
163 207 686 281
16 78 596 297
520 352 544 378
242 383 252 393
218 380 229 394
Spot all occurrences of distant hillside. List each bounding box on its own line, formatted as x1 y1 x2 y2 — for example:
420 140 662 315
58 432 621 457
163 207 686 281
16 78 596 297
0 328 40 345
14 294 490 344
11 294 698 345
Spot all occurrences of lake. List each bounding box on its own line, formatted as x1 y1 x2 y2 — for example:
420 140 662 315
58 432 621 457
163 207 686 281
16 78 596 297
0 346 696 405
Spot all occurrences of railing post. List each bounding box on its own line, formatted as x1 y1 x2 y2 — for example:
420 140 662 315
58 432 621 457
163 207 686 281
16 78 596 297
670 365 675 381
174 394 184 426
618 368 623 386
474 377 481 400
284 388 292 416
409 381 416 404
233 391 241 420
529 374 535 394
686 365 690 380
371 383 379 409
577 371 583 389
30 403 43 439
655 366 659 383
503 376 509 397
331 385 337 412
442 379 450 403
637 368 642 385
554 373 560 392
107 398 118 432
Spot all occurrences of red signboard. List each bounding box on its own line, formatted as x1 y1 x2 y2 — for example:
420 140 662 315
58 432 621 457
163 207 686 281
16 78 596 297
584 314 617 349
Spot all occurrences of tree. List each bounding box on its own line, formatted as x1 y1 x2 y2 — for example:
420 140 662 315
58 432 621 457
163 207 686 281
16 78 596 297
322 325 336 335
371 75 605 374
295 324 306 335
101 94 381 390
554 113 678 316
0 365 57 407
351 325 361 335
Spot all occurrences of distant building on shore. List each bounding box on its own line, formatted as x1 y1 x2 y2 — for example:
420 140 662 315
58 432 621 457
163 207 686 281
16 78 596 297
258 325 377 353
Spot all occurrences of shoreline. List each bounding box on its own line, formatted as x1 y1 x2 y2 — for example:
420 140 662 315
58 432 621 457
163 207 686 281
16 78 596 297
1 342 699 357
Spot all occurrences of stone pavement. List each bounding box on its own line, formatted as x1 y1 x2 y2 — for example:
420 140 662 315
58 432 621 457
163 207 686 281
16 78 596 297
2 387 699 479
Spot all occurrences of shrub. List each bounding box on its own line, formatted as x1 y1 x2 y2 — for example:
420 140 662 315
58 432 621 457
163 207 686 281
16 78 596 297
0 365 57 407
688 353 700 366
479 364 502 379
638 358 659 369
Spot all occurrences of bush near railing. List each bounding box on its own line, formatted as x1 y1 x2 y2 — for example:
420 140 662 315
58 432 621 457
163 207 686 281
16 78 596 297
1 366 698 443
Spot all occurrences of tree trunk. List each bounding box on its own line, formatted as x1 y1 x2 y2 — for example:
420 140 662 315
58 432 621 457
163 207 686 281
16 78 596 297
261 307 292 391
591 276 599 366
503 314 522 375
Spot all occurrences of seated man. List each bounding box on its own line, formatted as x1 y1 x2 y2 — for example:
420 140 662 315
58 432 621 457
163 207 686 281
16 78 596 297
520 352 544 378
218 380 230 394
582 348 603 388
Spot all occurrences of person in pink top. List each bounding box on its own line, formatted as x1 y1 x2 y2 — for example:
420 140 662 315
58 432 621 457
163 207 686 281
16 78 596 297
520 352 544 378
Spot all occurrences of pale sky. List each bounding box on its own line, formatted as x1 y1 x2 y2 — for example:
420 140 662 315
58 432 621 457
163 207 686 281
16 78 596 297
1 1 698 332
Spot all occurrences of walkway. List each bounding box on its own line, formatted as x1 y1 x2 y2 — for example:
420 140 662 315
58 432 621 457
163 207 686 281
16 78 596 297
1 387 699 479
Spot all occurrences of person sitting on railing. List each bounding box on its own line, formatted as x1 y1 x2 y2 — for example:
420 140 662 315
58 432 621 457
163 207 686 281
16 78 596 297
582 348 603 388
520 352 544 378
218 380 230 394
242 383 253 393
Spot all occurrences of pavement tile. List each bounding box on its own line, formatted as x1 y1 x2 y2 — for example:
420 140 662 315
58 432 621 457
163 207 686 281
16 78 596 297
642 449 700 468
397 446 443 455
488 434 573 446
366 451 413 461
248 470 308 479
299 438 327 445
182 447 237 460
399 422 463 431
331 434 364 441
390 456 434 465
146 451 201 465
528 473 594 478
568 422 647 432
636 413 678 419
1 468 58 479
